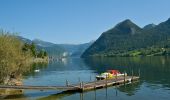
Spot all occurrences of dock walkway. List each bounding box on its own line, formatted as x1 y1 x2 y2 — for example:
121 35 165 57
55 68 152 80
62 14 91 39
0 76 139 92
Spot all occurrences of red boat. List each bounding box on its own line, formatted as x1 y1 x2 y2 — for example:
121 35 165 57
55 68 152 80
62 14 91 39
107 70 121 75
96 70 127 80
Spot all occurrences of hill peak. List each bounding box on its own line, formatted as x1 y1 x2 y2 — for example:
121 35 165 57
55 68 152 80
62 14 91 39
116 19 139 27
81 17 170 57
120 19 132 24
107 19 142 35
143 23 156 30
165 17 170 23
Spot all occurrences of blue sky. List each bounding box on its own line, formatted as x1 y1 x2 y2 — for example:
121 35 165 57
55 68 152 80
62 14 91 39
0 0 170 44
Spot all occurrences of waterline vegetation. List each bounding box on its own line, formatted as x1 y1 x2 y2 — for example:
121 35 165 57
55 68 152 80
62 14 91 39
0 31 48 85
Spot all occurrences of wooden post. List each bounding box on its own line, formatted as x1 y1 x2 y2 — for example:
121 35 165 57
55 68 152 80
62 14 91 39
80 82 82 88
94 79 96 89
80 92 84 100
82 82 84 91
132 69 134 81
115 88 118 96
105 85 108 100
105 74 107 87
94 87 96 100
138 69 140 77
115 73 117 84
66 79 69 86
124 71 126 83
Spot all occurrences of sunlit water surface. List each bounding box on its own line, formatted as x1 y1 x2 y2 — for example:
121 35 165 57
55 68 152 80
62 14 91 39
3 57 170 100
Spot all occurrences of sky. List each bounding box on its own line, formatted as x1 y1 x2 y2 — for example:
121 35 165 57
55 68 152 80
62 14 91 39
0 0 170 44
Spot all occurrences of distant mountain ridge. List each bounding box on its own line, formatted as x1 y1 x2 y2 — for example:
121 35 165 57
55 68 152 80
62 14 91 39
17 36 32 44
18 36 92 58
17 36 66 58
33 39 56 47
82 18 170 57
59 41 94 57
32 39 66 57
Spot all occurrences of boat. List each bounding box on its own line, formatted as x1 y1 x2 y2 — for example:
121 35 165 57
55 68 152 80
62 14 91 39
96 70 127 80
34 69 40 72
107 70 127 77
96 72 113 80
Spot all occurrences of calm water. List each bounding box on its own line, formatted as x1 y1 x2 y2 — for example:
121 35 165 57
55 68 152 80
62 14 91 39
3 57 170 100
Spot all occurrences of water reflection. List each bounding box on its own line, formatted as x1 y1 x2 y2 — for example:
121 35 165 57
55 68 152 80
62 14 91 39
2 56 170 100
83 56 170 89
37 91 77 100
118 81 141 96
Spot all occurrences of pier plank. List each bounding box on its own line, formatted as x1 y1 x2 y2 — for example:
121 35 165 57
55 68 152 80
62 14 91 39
0 76 139 92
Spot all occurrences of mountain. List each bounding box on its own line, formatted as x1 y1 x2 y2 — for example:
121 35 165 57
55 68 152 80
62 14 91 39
105 19 142 35
82 18 170 57
59 41 93 57
18 37 92 58
18 37 66 58
143 24 156 30
17 36 32 44
81 19 143 57
32 39 66 58
33 39 56 47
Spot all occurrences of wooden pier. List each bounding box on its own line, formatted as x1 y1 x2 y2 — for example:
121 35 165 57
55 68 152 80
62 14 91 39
0 76 139 92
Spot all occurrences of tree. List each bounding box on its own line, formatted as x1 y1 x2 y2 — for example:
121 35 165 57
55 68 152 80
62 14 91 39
0 33 32 84
30 42 37 57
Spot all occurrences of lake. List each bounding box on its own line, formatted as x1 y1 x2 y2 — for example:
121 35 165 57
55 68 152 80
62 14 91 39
3 56 170 100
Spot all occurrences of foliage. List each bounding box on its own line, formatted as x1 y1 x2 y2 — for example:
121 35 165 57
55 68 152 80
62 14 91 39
22 42 37 57
37 50 48 58
0 33 32 83
82 18 170 57
22 42 48 58
0 31 48 84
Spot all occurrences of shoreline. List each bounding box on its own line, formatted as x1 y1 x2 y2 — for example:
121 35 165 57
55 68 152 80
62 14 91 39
0 57 49 96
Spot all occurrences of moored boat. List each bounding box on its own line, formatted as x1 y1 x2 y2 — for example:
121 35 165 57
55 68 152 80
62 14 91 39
107 70 127 77
96 70 127 80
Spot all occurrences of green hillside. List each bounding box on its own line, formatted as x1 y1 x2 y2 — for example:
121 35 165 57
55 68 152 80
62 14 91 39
82 18 170 57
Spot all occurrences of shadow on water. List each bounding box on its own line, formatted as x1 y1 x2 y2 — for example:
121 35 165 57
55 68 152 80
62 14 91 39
83 56 170 88
37 79 141 100
2 90 77 100
117 81 141 96
37 91 79 100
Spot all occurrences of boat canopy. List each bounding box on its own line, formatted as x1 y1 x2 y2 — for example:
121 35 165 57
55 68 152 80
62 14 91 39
107 70 120 75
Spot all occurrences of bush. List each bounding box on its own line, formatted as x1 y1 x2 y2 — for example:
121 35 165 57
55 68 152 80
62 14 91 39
0 32 32 83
